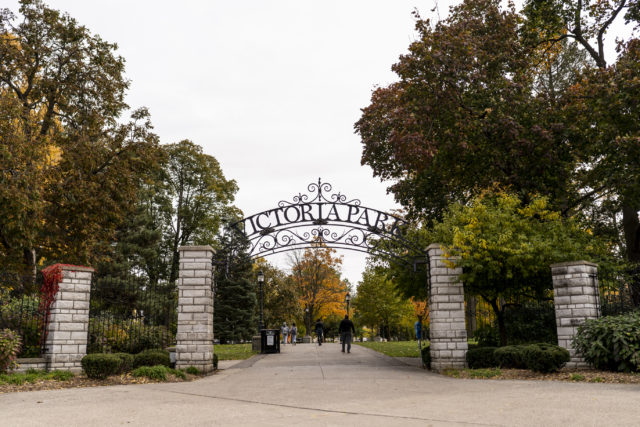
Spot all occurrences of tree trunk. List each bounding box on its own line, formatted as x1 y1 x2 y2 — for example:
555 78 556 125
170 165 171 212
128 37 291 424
488 298 507 346
622 204 640 306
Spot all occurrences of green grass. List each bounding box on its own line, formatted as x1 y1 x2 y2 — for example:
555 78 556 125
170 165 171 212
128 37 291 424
214 343 258 360
570 373 585 381
0 369 74 385
355 341 426 357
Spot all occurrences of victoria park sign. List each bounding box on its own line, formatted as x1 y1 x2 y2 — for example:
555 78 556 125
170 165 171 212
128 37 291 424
231 179 422 262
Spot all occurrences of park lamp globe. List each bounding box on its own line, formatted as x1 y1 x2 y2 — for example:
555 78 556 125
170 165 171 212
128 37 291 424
345 292 351 303
257 271 264 284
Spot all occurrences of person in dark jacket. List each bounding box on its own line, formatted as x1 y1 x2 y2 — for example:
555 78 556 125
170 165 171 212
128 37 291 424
314 319 324 346
338 315 356 353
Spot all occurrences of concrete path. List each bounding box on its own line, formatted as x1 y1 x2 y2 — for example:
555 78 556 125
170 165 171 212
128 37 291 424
2 343 639 426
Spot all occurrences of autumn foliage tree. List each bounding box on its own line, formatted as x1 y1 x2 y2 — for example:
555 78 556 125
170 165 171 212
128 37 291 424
0 0 161 274
288 244 348 335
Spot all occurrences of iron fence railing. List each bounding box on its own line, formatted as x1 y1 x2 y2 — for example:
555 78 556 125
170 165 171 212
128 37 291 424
0 271 48 357
88 274 177 354
599 268 639 316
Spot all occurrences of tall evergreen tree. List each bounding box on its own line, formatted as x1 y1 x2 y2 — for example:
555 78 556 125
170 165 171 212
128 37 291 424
213 230 256 343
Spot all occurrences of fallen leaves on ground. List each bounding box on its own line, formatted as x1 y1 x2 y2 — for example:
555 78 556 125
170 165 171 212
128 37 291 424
0 371 204 394
443 368 640 384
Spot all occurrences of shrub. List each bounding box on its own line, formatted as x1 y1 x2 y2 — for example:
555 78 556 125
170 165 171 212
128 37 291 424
421 344 431 369
494 345 528 369
214 353 219 371
113 353 134 374
522 343 570 373
0 329 22 373
132 365 186 381
185 366 200 375
0 294 42 357
81 353 122 379
466 346 497 369
132 365 168 381
133 349 170 368
473 324 500 347
573 312 640 372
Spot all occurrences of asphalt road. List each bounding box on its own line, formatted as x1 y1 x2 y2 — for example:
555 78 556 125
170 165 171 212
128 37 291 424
1 343 639 426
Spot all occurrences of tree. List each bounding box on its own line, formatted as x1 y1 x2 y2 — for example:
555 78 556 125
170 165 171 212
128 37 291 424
355 0 574 222
213 229 256 343
521 0 640 299
253 258 301 330
160 140 239 284
353 266 414 340
0 0 161 273
288 244 348 334
432 190 609 345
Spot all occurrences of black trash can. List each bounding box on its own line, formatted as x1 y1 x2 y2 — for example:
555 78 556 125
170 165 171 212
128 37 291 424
260 329 280 354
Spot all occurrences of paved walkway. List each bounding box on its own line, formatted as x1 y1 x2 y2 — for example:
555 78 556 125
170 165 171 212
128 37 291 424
2 343 639 426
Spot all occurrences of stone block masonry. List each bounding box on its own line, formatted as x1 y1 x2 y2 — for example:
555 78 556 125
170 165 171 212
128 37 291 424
427 244 468 371
551 261 600 368
45 265 94 372
176 246 215 373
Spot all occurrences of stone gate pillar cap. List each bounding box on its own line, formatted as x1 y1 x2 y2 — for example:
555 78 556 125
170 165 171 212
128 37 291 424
57 264 95 272
550 260 598 268
178 245 215 252
426 243 444 251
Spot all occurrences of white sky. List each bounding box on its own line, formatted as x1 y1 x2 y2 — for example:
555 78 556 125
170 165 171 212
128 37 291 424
5 0 632 287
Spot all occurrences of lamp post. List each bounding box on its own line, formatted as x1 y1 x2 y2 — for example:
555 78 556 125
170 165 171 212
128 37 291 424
345 292 351 316
257 271 265 331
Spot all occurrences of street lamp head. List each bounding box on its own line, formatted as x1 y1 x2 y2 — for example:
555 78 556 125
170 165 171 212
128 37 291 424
257 270 264 283
345 292 351 302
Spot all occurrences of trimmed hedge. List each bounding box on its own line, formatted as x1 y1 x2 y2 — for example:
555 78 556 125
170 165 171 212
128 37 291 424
113 353 134 374
522 343 570 373
573 312 640 372
494 345 527 369
81 353 122 379
133 349 170 368
466 346 498 369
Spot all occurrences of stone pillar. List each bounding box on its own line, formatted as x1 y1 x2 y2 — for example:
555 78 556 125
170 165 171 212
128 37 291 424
427 244 468 371
45 265 93 372
176 246 215 373
551 261 600 368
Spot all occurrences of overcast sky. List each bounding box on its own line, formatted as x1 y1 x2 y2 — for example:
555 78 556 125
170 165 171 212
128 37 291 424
5 0 632 287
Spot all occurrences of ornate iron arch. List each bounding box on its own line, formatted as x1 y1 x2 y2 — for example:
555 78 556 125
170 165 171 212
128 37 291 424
230 178 425 265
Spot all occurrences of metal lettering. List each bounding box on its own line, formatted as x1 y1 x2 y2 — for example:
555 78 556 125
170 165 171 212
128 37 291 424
300 204 315 222
284 206 301 223
255 212 272 230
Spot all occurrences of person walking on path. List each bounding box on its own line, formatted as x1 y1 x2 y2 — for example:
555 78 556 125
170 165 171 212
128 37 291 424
281 322 289 345
339 315 356 353
314 319 324 346
290 322 297 346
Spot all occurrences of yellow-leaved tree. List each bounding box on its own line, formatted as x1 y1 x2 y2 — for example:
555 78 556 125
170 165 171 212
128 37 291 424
288 243 348 335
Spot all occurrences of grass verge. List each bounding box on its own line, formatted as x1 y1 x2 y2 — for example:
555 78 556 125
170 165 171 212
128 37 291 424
355 340 426 357
214 343 258 360
0 369 74 386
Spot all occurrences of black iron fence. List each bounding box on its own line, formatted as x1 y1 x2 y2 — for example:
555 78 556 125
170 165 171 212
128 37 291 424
599 268 640 316
0 271 48 357
465 294 557 345
88 274 177 354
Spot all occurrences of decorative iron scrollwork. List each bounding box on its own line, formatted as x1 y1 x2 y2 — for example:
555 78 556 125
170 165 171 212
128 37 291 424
231 179 423 263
